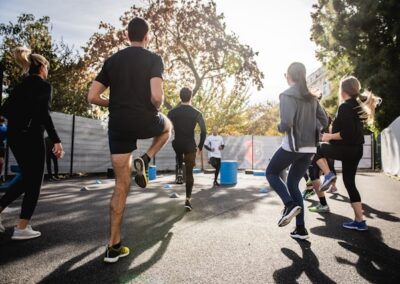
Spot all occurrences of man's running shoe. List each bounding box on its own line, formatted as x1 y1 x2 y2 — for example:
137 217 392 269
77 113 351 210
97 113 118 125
278 203 302 227
290 227 309 240
342 220 368 231
305 179 313 190
104 244 130 263
176 175 184 184
327 185 338 194
176 168 184 184
309 203 330 213
134 157 148 188
0 215 5 233
320 172 337 191
302 189 315 200
184 200 193 211
11 225 41 240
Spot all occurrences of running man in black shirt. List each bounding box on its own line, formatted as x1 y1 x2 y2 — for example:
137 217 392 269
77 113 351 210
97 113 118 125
87 17 171 263
168 88 206 211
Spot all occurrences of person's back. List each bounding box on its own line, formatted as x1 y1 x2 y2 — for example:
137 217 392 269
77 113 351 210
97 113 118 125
167 87 206 210
168 104 204 151
5 75 53 135
87 17 172 263
96 47 163 132
279 84 328 152
331 97 364 146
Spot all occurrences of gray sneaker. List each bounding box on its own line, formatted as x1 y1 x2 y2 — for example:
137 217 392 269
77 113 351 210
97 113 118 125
309 203 330 213
11 225 41 240
0 215 5 233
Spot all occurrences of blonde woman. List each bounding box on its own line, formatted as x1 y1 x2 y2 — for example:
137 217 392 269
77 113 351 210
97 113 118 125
315 76 381 231
0 47 63 240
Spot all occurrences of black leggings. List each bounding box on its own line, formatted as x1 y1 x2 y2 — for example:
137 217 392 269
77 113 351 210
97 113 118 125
210 157 221 182
315 143 363 203
173 141 197 198
46 152 58 177
0 131 45 219
309 157 336 181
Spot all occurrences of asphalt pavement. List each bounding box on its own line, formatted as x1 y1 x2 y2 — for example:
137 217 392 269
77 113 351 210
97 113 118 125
0 171 399 283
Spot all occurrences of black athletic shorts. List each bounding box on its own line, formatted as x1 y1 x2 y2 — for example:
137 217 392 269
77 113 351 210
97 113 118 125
108 113 165 154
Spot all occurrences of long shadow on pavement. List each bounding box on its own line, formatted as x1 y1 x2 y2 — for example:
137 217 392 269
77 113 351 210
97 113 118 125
0 177 272 283
310 211 400 283
329 193 400 223
273 240 336 284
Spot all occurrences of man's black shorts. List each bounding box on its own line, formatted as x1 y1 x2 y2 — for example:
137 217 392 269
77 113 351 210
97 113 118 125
108 113 166 154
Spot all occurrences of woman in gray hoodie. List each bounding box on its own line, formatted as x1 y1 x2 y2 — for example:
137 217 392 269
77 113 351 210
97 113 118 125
266 62 328 240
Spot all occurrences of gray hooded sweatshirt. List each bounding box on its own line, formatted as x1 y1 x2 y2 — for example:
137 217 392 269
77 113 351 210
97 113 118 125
278 84 328 153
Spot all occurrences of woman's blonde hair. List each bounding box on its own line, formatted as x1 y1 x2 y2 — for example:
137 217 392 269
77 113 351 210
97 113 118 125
13 46 49 74
340 76 382 124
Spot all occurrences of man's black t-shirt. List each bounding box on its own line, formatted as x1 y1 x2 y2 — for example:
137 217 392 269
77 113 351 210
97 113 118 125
95 46 164 132
168 104 206 152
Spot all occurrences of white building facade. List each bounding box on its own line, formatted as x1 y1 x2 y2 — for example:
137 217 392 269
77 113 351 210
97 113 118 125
307 67 331 98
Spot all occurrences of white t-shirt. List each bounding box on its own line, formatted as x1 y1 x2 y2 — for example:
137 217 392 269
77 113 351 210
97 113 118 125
205 135 224 158
281 135 317 153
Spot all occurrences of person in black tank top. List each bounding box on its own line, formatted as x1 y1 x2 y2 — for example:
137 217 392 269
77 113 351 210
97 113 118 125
168 88 206 211
315 76 381 231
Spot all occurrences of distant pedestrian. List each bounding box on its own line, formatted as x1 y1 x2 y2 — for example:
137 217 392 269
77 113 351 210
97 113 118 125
168 87 206 211
204 126 224 186
45 136 59 181
0 117 7 182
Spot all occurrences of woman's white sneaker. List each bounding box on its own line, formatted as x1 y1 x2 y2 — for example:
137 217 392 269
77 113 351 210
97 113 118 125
11 225 41 240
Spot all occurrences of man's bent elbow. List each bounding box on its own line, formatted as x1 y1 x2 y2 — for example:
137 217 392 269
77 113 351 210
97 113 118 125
87 93 94 104
151 96 163 109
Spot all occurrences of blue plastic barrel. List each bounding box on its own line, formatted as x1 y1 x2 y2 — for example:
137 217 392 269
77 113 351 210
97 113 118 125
220 160 238 185
148 165 157 181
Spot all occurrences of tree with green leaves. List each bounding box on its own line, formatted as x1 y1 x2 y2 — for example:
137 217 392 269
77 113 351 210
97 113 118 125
244 101 280 136
311 0 400 130
0 14 90 116
83 0 264 129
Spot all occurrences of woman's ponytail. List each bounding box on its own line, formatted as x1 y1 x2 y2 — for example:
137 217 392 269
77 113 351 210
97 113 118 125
13 46 32 74
13 46 49 75
340 76 382 124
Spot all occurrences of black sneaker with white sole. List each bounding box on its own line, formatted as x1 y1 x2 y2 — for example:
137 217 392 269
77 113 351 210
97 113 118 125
176 175 184 184
290 227 309 240
104 244 130 263
278 203 302 227
176 168 184 184
134 157 148 188
185 200 193 211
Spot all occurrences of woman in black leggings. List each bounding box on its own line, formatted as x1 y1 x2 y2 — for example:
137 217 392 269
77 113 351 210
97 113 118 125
0 47 63 240
315 76 380 231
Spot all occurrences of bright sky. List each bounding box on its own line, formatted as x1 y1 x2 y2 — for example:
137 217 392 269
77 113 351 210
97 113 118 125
0 0 320 103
